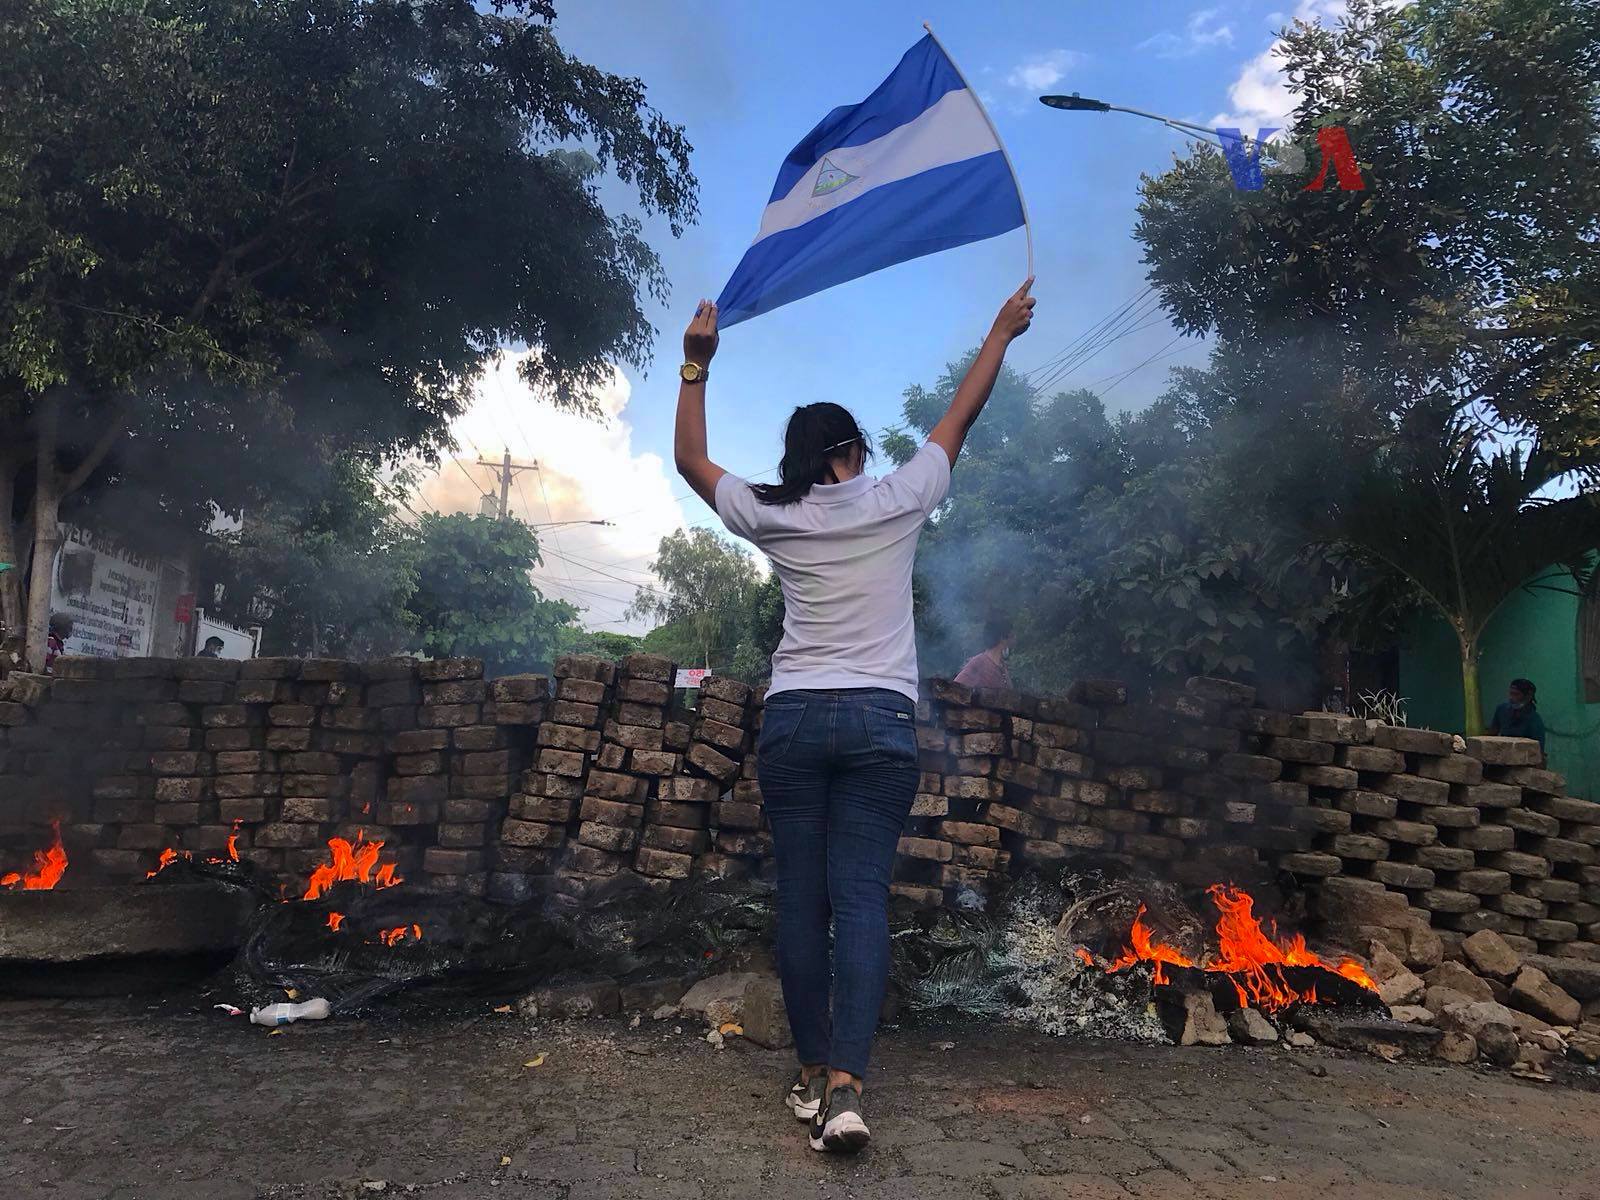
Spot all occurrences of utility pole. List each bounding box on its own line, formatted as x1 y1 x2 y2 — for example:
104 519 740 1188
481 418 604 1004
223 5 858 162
475 450 539 520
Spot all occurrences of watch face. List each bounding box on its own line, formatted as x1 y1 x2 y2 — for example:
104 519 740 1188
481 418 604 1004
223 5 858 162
681 362 703 382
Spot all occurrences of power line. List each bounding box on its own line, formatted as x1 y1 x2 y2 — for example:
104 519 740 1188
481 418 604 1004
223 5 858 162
452 456 495 506
1085 333 1189 396
539 545 661 582
533 465 578 593
539 547 666 598
1022 287 1153 381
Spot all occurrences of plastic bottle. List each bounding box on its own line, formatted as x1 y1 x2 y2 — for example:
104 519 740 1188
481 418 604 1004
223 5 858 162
249 998 332 1026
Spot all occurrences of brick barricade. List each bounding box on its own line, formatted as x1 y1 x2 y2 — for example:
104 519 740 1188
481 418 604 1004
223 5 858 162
2 658 1595 964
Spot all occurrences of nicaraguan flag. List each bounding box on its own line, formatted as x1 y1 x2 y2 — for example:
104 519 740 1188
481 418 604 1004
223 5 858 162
715 34 1026 327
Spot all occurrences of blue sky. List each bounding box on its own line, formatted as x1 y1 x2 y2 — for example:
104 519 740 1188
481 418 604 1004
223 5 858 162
421 0 1336 630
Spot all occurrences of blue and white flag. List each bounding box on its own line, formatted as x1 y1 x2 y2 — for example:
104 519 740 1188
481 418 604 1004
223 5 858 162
715 34 1026 327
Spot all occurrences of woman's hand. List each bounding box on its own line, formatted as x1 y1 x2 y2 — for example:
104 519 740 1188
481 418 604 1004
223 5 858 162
684 299 720 366
989 278 1036 342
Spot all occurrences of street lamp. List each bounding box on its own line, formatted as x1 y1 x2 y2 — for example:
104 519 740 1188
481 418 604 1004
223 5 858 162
529 519 613 530
1040 93 1225 148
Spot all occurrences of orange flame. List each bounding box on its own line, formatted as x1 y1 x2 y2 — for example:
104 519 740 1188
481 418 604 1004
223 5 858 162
1107 905 1196 985
325 913 420 946
1074 947 1095 967
1 821 68 890
301 832 401 901
145 822 243 878
146 848 181 879
1104 884 1378 1012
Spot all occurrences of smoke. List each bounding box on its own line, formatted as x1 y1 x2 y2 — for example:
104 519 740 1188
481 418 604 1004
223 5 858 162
899 347 1337 707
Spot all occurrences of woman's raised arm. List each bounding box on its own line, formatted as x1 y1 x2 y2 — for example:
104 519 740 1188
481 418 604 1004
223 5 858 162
674 300 728 508
928 280 1036 467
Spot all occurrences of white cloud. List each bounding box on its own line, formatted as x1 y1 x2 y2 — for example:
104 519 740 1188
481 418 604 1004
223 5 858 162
417 353 687 633
1005 50 1082 92
1139 8 1236 59
1210 0 1348 129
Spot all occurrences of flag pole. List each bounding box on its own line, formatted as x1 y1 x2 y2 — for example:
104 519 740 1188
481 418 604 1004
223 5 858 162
923 21 1035 279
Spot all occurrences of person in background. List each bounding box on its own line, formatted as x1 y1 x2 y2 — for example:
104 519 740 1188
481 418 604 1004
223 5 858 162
954 615 1015 691
672 282 1036 1155
44 613 73 674
196 636 225 658
1489 678 1546 754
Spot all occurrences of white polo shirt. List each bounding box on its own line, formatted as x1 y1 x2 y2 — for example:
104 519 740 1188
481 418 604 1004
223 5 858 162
714 442 951 702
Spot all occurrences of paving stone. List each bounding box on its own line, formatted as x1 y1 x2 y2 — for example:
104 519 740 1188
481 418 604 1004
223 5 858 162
1462 929 1524 981
1462 736 1543 766
1423 960 1494 1001
1509 966 1582 1025
914 1141 1034 1179
1375 775 1450 806
1370 861 1434 890
1414 755 1483 785
1373 726 1454 756
992 1176 1131 1199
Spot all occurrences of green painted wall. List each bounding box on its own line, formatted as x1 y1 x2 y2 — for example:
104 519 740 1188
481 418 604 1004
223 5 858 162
1399 572 1599 800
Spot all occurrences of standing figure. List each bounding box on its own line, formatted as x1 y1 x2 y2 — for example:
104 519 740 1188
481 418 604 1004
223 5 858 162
953 614 1015 692
1489 677 1546 756
672 281 1035 1153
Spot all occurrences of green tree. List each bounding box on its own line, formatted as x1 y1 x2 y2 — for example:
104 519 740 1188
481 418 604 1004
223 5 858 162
1135 0 1600 470
405 513 577 676
727 574 786 686
628 528 761 670
1325 407 1600 733
0 0 696 666
205 457 419 657
555 626 643 661
887 357 1348 700
1108 0 1600 699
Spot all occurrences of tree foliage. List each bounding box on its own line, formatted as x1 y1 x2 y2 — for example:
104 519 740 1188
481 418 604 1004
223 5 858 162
405 512 577 676
208 470 584 671
0 0 697 664
887 359 1348 704
628 527 769 674
1323 405 1600 733
1136 0 1600 469
205 458 419 657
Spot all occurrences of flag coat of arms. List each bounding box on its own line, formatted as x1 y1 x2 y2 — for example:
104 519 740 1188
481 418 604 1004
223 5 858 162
715 33 1027 327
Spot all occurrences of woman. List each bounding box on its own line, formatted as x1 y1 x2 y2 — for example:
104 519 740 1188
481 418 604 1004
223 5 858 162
1489 678 1547 756
673 281 1035 1153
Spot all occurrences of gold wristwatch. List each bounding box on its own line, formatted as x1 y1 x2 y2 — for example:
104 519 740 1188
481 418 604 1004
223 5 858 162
679 361 709 384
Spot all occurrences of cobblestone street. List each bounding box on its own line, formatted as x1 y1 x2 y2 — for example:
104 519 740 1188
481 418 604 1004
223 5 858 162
2 995 1598 1200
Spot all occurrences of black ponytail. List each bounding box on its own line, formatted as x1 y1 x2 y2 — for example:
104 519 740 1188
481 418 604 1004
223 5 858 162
750 402 874 505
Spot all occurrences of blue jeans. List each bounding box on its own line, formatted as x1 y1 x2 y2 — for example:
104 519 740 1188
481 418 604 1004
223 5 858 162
757 688 919 1079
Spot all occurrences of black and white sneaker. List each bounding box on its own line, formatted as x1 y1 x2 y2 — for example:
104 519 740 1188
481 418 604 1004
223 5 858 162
808 1087 870 1154
786 1072 826 1122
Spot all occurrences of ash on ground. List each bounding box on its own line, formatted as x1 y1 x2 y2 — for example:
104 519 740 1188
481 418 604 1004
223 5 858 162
889 870 1193 1043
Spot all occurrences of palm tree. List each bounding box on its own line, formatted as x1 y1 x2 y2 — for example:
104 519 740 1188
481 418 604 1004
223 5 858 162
1326 407 1600 734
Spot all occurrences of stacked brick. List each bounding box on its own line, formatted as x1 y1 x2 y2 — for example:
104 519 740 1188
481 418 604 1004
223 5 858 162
1226 716 1600 963
696 677 765 879
566 653 672 890
5 655 1595 968
412 660 545 897
509 654 615 899
887 675 1268 910
235 656 382 886
1437 740 1600 960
